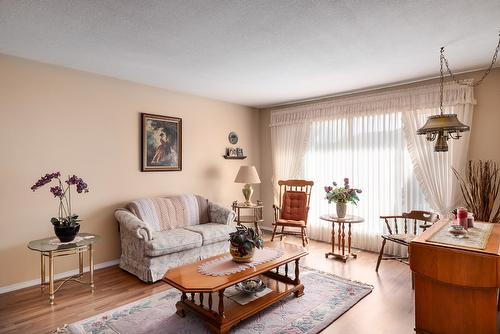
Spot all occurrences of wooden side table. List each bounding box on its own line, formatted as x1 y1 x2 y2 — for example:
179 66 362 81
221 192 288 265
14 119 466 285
232 201 263 235
27 233 99 304
320 214 364 262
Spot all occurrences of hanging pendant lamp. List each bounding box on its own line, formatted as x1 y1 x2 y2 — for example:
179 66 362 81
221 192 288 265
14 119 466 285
417 32 500 152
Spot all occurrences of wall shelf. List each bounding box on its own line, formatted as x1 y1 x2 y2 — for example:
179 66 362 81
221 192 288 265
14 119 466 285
223 155 247 160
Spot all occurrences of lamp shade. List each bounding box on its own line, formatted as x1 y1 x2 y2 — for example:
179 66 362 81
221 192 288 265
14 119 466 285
416 114 470 135
234 166 261 184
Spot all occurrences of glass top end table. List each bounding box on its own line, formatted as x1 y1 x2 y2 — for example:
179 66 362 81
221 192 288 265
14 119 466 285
27 233 99 304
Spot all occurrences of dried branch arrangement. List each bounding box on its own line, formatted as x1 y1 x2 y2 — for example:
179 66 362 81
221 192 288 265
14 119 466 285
453 160 500 223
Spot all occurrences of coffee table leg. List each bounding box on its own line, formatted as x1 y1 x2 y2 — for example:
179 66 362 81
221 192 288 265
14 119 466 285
175 292 188 317
175 300 186 317
293 259 304 297
218 290 225 317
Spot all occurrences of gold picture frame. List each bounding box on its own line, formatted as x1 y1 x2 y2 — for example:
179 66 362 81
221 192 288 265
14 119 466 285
141 113 182 172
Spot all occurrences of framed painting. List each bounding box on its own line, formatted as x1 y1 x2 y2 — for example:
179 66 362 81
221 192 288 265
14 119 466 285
141 113 182 171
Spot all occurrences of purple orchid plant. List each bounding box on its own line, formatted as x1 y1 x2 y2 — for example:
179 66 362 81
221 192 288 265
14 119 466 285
324 178 362 205
31 172 89 227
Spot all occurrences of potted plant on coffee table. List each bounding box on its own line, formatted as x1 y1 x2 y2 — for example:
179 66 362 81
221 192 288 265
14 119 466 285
31 172 89 242
229 225 263 263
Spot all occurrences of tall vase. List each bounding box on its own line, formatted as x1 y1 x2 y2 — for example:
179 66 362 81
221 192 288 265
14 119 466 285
336 202 347 218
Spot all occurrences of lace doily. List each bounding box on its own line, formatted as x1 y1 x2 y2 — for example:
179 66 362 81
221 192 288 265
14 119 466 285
198 247 284 276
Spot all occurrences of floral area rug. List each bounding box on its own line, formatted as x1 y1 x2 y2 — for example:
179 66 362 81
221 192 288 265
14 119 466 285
61 267 373 334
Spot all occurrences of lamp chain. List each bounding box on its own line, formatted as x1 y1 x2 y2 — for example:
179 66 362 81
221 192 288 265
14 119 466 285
441 31 500 88
439 47 445 114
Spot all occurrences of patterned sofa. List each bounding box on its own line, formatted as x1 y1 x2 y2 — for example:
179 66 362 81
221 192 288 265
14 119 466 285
115 194 235 282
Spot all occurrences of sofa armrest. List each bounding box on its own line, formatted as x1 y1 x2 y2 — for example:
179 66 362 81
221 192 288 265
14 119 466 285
114 209 154 241
209 202 236 225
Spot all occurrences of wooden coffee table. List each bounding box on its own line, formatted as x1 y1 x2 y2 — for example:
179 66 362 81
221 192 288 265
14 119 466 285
163 242 308 334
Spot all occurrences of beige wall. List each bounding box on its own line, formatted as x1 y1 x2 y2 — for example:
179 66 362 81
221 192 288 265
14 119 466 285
259 68 500 229
0 54 261 288
1 52 498 288
468 68 500 161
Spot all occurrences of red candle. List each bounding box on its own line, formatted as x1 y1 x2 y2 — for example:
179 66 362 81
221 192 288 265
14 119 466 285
457 207 468 229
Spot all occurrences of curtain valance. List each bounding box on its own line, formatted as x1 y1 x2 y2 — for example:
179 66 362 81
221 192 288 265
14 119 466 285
269 80 475 127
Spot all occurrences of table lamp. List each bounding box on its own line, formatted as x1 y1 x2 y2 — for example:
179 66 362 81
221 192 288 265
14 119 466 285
234 166 261 206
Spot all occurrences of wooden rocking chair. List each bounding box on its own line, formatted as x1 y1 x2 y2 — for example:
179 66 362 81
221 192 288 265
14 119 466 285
271 180 314 247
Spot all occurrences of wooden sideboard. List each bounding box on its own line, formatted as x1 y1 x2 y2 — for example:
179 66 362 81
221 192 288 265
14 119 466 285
410 220 500 334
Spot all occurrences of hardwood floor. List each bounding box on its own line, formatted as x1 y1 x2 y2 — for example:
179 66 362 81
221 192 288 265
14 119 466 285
0 235 414 334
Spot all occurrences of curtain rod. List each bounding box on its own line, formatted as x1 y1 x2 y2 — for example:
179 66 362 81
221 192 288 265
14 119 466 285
261 65 498 111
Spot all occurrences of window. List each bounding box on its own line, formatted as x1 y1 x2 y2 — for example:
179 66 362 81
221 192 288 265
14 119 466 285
304 111 429 253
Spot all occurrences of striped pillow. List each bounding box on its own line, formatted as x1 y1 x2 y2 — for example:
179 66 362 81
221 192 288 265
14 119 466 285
127 194 209 231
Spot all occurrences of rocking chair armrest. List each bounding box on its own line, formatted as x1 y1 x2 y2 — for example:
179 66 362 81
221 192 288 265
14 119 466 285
272 205 280 221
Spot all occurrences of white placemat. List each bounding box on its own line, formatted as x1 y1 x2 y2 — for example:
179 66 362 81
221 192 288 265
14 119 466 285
198 247 284 276
426 221 493 250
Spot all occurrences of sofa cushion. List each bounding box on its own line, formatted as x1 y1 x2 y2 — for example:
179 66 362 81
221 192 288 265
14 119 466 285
184 223 233 246
127 194 210 231
144 228 203 257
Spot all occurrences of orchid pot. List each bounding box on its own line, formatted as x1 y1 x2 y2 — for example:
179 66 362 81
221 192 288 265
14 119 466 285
54 223 81 243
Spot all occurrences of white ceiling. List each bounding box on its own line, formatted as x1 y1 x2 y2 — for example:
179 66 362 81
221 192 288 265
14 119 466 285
0 1 499 107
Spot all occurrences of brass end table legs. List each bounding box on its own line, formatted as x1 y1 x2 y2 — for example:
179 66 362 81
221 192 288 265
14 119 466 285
49 251 54 304
28 233 99 305
40 245 95 304
89 244 95 291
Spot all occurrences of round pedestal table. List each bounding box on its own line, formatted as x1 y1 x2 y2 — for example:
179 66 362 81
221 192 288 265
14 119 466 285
320 214 364 262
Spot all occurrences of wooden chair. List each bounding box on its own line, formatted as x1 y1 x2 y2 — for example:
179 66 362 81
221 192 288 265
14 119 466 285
271 180 314 247
375 210 439 272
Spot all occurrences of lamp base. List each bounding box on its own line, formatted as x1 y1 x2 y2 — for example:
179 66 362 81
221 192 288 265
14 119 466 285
242 184 254 206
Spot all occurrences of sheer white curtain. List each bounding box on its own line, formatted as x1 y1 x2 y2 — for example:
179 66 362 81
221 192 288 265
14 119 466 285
270 122 310 201
269 81 475 255
304 111 428 254
402 104 473 217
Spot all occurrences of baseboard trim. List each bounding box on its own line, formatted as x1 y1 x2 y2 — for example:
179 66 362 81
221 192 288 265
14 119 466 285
0 258 120 294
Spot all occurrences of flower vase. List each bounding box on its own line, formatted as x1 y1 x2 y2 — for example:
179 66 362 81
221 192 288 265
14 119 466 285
336 202 347 218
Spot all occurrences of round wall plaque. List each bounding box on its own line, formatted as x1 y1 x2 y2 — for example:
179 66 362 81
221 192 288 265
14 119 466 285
228 131 238 144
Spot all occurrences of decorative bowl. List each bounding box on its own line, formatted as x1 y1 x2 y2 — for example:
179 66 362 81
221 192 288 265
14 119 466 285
235 278 266 294
448 224 467 238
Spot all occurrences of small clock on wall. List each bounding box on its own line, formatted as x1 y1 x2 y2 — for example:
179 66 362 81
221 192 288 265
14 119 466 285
228 131 238 145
